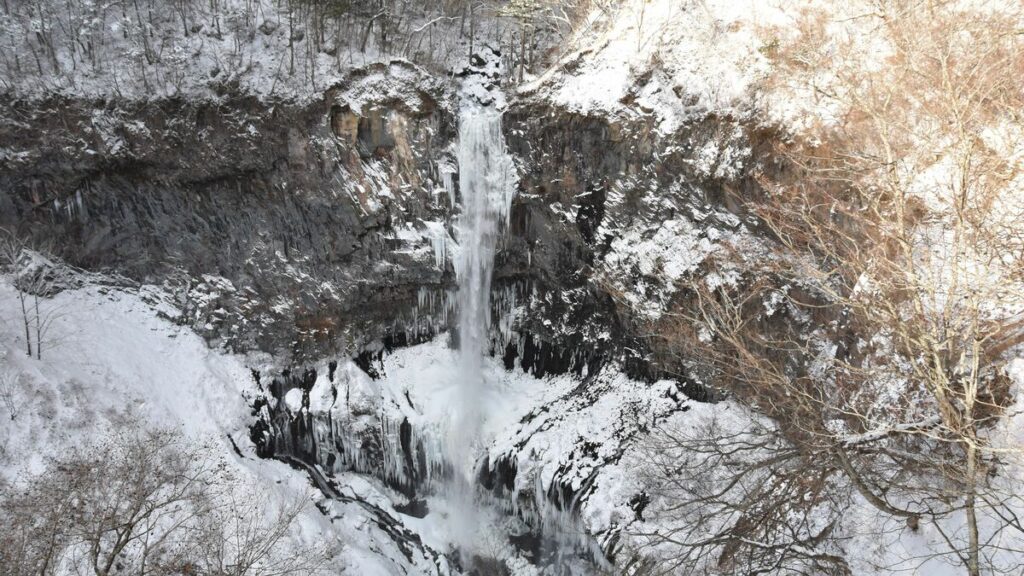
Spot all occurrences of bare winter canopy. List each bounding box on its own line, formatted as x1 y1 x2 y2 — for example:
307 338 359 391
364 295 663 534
0 425 329 576
638 2 1024 575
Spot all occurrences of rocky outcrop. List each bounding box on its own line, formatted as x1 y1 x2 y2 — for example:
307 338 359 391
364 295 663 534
495 94 764 396
0 61 458 363
250 359 449 502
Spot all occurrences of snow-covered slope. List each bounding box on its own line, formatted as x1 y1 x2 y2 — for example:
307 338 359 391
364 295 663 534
0 281 253 475
0 278 449 575
0 274 691 574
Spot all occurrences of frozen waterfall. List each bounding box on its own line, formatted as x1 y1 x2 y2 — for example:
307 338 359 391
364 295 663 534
449 109 517 547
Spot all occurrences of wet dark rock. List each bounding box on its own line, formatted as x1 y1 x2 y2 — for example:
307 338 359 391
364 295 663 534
394 498 430 519
628 491 651 522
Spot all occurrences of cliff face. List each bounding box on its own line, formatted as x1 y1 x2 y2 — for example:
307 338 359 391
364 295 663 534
0 1 811 574
496 94 765 391
241 83 779 571
6 1 1023 574
0 49 774 573
1 55 767 382
1 62 459 364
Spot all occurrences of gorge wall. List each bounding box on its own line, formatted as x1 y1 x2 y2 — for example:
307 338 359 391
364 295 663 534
1 48 767 383
0 53 770 573
1 62 458 363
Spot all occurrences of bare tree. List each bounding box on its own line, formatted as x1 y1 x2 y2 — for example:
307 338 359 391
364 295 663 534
627 405 850 575
640 1 1024 574
758 3 1024 573
0 425 330 576
0 228 36 358
0 369 23 421
189 488 331 576
0 228 69 360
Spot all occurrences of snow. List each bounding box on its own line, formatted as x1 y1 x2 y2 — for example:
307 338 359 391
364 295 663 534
277 332 649 572
0 278 443 575
5 1 1023 571
592 181 750 320
483 369 690 561
4 249 1020 575
295 336 576 488
338 61 441 115
458 45 508 111
526 0 796 132
0 282 252 474
265 324 710 571
0 0 474 102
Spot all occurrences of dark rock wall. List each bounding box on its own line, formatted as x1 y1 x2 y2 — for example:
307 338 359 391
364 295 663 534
0 63 458 363
250 365 446 502
0 62 764 387
497 98 759 393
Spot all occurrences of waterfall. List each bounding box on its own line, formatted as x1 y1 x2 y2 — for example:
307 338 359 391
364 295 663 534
449 109 517 549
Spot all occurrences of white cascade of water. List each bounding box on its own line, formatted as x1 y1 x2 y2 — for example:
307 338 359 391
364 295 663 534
448 109 517 550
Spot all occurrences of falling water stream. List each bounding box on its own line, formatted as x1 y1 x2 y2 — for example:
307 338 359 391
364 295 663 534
449 108 517 551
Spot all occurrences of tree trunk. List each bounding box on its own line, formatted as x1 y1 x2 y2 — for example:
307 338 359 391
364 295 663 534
965 440 980 576
34 294 41 360
19 291 31 358
288 4 295 75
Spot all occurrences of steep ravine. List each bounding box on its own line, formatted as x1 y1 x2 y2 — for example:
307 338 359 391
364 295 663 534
249 91 768 573
1 57 769 573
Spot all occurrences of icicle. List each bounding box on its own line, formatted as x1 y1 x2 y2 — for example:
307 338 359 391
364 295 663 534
421 220 450 269
439 162 457 209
